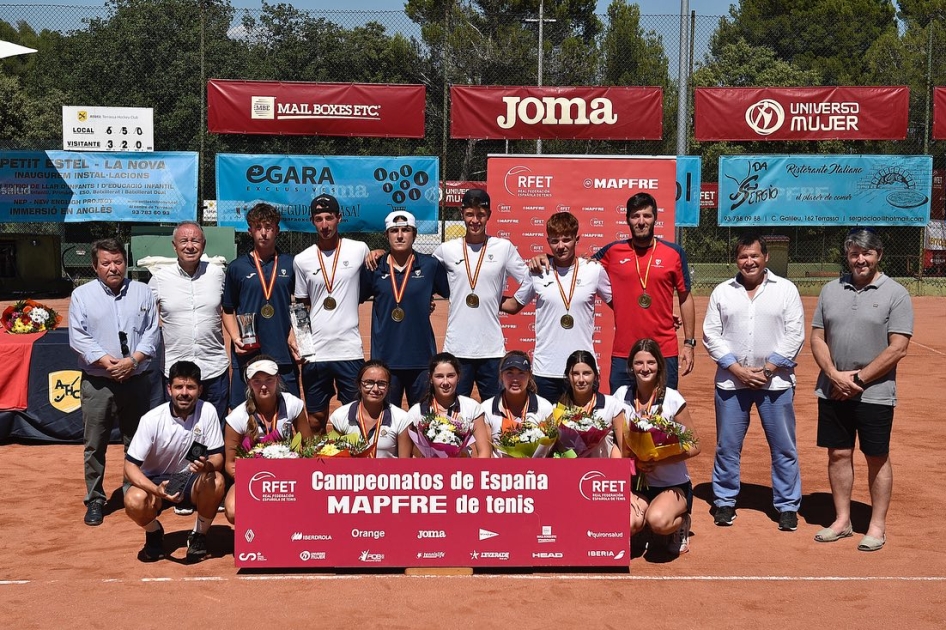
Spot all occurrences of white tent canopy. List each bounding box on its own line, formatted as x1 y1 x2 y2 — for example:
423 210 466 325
0 40 38 60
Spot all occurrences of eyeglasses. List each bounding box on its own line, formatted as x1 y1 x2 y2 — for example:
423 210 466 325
118 331 130 358
360 380 389 390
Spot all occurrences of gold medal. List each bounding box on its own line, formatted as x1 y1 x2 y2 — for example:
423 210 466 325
635 240 657 310
316 239 342 314
638 292 652 309
261 303 275 319
251 251 279 320
323 296 337 310
553 259 579 332
388 253 414 325
560 314 574 329
463 238 488 306
466 293 480 308
391 307 405 322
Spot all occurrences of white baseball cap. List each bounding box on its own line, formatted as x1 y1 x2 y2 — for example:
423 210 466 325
384 211 416 231
245 359 279 379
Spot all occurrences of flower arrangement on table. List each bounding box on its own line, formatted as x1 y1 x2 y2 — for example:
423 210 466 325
493 416 558 458
1 299 62 334
624 409 697 463
409 412 475 458
551 404 612 458
237 432 372 459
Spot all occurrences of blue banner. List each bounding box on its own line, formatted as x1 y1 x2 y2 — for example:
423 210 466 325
718 155 932 226
215 154 440 234
0 151 198 223
675 156 701 227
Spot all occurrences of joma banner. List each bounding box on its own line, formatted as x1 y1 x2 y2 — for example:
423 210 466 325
208 79 426 138
695 86 909 141
934 88 946 140
235 458 632 569
451 86 662 140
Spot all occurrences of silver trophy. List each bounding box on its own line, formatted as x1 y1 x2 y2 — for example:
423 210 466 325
236 313 260 351
290 303 317 363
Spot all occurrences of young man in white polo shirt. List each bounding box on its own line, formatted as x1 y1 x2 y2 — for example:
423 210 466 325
433 188 529 400
503 212 612 402
123 361 225 562
294 194 369 432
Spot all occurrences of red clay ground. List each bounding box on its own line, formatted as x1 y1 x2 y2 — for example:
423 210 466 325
1 295 945 628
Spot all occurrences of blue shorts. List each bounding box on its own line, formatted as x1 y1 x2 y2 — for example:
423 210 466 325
302 359 364 412
124 472 198 514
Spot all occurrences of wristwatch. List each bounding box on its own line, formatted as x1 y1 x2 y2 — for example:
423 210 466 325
683 338 697 348
129 356 139 370
853 372 866 387
762 367 774 379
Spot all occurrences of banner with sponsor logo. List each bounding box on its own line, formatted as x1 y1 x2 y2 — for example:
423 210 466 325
215 154 439 233
441 180 487 208
718 155 932 226
487 155 677 389
675 156 700 227
207 79 426 138
700 183 718 209
695 87 909 141
934 88 946 140
0 151 198 223
235 458 632 569
451 86 662 140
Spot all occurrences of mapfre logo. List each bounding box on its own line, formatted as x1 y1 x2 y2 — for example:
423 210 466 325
247 471 297 502
503 165 553 199
579 470 627 502
496 96 617 129
745 99 785 136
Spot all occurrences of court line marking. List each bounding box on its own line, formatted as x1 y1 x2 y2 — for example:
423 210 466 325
912 341 946 356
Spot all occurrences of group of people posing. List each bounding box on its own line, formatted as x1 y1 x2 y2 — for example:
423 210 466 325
67 187 913 562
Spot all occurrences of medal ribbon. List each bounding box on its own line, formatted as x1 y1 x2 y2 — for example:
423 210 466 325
463 237 488 294
500 393 528 433
388 253 415 307
634 389 657 419
357 403 384 457
553 258 579 313
251 251 279 304
634 239 657 294
433 399 461 422
316 240 342 295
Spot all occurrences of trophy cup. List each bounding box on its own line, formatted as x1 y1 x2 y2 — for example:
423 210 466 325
290 303 317 363
236 313 260 351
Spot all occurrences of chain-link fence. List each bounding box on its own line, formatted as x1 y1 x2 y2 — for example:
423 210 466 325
1 3 944 293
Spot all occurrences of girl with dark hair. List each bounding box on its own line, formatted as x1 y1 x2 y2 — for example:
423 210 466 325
480 351 555 450
406 352 491 457
614 338 701 555
558 349 626 457
327 360 411 458
222 355 311 523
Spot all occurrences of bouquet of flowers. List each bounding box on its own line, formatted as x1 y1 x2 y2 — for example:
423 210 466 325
409 412 475 458
238 433 304 459
493 417 558 458
624 409 697 463
306 431 374 458
1 299 62 334
552 404 612 457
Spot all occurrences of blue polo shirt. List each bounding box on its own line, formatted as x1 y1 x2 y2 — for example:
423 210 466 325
360 252 449 370
223 250 295 366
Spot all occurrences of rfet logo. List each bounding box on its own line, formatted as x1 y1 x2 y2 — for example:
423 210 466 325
579 470 627 502
503 165 554 199
745 99 785 136
248 471 297 502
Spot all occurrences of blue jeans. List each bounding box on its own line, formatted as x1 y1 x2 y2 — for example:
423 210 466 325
457 357 499 401
712 387 801 512
609 356 679 395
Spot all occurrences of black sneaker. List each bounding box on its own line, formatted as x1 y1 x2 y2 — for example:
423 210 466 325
84 500 104 526
778 511 798 531
714 505 736 526
141 522 165 562
186 531 208 562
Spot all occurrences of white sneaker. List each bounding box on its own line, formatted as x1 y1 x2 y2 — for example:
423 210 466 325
174 506 195 516
668 513 691 555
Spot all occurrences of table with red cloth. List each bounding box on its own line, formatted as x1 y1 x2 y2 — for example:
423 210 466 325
0 330 43 410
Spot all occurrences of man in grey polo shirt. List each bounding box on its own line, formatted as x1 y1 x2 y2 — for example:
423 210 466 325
810 229 913 552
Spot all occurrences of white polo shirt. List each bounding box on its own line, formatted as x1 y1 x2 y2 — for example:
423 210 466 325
149 261 229 379
293 238 370 361
329 402 411 458
126 400 224 477
515 259 612 378
433 236 529 359
614 385 690 487
480 393 555 442
225 392 305 440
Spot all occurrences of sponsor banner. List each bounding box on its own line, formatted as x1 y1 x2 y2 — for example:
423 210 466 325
0 151 198 223
441 180 487 208
718 155 932 226
62 106 154 152
675 156 700 226
487 155 677 389
934 88 946 140
451 86 662 140
926 220 946 251
215 154 439 233
235 458 632 568
695 86 909 141
207 79 425 138
700 183 718 210
932 169 945 221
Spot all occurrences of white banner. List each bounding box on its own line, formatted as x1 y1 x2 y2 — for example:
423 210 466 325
62 106 154 152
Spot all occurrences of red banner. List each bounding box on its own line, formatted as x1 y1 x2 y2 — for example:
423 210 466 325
487 155 677 389
207 79 426 138
451 86 663 140
235 458 632 569
935 88 946 140
694 86 909 141
441 180 487 208
700 183 718 210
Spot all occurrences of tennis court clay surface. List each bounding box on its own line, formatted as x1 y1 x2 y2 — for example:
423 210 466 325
1 296 944 628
